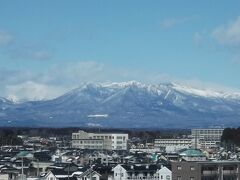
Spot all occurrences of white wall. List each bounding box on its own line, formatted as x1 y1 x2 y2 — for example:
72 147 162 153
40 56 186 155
158 167 172 180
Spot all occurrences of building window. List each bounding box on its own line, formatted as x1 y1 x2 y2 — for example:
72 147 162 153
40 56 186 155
190 177 194 180
190 166 195 171
166 175 170 180
177 176 181 180
177 166 182 170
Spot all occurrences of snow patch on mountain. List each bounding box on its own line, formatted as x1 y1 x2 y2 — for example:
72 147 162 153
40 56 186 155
169 82 240 99
87 114 109 118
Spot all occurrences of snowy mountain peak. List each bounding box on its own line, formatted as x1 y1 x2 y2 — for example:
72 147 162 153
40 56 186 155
66 81 240 100
102 81 146 89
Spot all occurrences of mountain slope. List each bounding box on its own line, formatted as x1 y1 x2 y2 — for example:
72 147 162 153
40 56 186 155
0 81 240 128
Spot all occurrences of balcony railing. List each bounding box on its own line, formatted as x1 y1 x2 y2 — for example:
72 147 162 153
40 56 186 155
202 170 218 175
223 170 237 174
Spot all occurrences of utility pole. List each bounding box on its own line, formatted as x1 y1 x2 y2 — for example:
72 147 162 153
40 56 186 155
67 163 70 180
37 159 39 177
120 168 122 180
90 160 92 180
21 156 24 180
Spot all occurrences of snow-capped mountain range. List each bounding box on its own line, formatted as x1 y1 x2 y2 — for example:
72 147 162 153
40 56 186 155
0 81 240 128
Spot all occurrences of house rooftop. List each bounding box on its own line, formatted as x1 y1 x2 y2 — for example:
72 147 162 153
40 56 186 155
179 149 205 157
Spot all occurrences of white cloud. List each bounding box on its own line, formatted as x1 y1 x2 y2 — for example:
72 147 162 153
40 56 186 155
0 31 13 45
0 61 170 101
42 61 166 86
6 81 67 102
212 16 240 46
1 61 238 101
160 16 197 29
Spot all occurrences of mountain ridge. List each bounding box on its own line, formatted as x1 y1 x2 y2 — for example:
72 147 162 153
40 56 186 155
0 81 240 128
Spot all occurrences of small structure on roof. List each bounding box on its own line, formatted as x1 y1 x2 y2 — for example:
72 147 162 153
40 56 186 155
179 148 207 161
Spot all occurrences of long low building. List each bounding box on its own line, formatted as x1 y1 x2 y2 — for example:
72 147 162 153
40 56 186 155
154 139 192 153
72 130 128 150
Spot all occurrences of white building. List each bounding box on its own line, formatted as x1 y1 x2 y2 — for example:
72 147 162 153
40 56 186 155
154 139 192 153
0 174 9 180
113 164 172 180
191 128 224 149
77 169 101 180
72 130 128 150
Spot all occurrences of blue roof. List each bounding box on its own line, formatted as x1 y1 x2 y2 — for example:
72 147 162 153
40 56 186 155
179 149 205 157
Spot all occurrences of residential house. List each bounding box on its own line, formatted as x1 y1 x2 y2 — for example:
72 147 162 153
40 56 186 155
112 164 172 180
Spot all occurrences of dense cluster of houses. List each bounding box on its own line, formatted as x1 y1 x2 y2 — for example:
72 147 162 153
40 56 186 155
0 129 240 180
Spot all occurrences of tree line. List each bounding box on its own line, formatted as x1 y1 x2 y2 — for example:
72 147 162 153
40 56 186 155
221 127 240 150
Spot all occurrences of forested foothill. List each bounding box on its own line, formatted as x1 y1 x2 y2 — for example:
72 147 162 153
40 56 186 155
221 128 240 150
221 128 240 144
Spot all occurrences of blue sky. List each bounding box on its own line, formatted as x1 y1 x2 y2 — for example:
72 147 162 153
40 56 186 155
1 0 240 100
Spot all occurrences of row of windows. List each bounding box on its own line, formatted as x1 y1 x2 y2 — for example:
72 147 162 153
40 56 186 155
125 175 170 180
72 140 103 144
84 145 103 149
92 135 113 139
73 145 103 149
177 177 194 180
177 166 195 171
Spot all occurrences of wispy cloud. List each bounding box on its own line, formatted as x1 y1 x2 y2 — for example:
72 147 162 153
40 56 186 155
0 29 53 61
193 32 204 47
160 16 197 29
0 30 14 45
8 46 54 61
212 16 240 46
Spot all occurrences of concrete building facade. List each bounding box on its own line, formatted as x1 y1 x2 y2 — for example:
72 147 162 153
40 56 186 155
191 128 224 149
154 139 192 153
172 161 240 180
72 130 128 150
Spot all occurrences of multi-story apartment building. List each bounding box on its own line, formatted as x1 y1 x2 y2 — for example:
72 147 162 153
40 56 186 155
72 130 128 150
154 139 192 153
172 161 240 180
191 128 224 149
